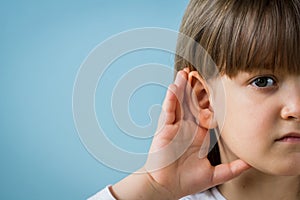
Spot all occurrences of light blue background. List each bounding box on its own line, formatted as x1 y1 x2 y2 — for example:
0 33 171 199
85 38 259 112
0 1 188 199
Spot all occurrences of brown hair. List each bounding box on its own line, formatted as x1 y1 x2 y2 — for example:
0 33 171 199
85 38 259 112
175 0 300 77
175 0 300 165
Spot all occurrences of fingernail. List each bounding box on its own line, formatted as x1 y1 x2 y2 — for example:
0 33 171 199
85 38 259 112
198 146 209 159
175 71 185 85
183 67 189 73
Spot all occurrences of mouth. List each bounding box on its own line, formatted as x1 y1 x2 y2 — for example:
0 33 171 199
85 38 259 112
275 133 300 143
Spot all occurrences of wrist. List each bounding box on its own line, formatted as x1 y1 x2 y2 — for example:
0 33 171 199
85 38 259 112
111 169 175 200
144 170 175 200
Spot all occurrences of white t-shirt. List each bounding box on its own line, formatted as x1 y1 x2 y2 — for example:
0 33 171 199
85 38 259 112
88 186 226 200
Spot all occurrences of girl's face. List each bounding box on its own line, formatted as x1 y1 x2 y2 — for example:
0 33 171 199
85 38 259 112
214 71 300 175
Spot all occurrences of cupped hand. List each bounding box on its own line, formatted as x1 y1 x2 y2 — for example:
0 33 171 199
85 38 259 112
144 69 251 199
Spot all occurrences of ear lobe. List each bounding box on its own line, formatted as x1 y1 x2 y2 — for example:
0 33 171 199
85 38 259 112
187 71 217 129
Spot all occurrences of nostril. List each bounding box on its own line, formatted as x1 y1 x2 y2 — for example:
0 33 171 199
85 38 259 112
288 116 296 119
280 105 300 121
287 115 300 121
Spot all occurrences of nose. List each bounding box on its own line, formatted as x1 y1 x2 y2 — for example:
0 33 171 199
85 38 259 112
280 79 300 121
281 106 300 121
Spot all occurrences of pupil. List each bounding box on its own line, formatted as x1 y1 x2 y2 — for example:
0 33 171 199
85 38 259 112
256 78 267 86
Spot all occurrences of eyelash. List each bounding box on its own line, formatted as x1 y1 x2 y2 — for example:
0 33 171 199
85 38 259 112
250 76 277 89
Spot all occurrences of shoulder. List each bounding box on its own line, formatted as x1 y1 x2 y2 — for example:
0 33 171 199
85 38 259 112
179 187 226 200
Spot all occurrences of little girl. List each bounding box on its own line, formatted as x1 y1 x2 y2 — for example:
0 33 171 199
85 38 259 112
90 0 300 199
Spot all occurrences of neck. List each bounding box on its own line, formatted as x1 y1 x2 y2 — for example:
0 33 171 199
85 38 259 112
218 168 300 200
217 141 300 200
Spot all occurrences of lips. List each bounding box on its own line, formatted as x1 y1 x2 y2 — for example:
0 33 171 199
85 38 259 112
276 133 300 142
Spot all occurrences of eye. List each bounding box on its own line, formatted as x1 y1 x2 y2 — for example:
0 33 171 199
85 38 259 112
250 76 277 88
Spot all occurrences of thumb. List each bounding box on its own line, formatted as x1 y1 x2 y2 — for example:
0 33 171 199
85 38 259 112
212 159 251 186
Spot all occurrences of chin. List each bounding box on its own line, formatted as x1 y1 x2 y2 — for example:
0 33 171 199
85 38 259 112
272 170 300 176
263 163 300 176
250 158 300 176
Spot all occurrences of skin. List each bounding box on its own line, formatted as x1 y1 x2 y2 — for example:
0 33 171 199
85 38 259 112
216 71 300 175
213 71 300 199
112 69 250 200
111 69 300 199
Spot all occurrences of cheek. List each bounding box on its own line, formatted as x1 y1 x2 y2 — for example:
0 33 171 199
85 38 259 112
218 89 274 161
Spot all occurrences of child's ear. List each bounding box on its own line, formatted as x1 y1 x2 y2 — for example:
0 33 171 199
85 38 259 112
187 71 217 129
